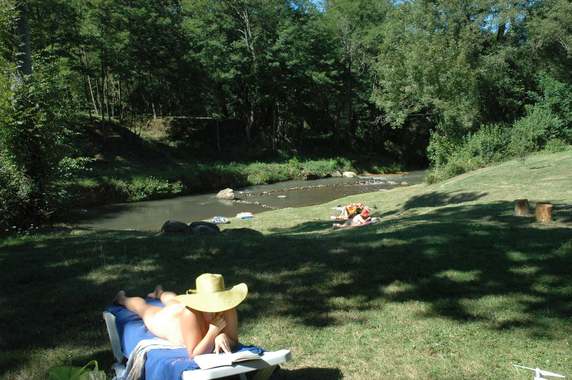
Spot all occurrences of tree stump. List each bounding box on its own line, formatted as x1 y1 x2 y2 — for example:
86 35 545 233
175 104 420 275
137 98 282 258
514 199 530 216
535 202 553 224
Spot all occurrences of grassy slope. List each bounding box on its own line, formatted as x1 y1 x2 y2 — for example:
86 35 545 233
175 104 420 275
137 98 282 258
1 151 571 379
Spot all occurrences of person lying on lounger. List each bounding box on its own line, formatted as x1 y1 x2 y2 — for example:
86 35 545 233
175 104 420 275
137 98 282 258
333 207 372 229
114 273 247 358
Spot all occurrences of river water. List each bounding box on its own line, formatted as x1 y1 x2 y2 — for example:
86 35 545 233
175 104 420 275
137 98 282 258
75 171 426 231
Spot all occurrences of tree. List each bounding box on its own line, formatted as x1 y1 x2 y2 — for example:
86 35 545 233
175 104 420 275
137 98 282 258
15 0 32 76
373 0 534 137
527 0 572 82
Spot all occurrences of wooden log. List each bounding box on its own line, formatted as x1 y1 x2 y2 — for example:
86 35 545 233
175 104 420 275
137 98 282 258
514 199 530 216
535 202 553 224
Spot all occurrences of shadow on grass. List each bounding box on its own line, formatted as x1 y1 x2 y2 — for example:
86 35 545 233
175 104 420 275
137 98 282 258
273 367 343 380
402 191 488 210
0 199 571 377
553 203 572 224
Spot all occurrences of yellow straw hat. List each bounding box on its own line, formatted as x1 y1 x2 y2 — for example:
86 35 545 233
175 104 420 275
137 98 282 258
175 273 248 312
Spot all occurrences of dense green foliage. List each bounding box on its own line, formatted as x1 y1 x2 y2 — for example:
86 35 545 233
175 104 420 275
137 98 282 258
428 74 572 182
0 0 571 226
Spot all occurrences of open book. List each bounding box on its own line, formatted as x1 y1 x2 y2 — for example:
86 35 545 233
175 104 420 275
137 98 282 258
193 351 262 370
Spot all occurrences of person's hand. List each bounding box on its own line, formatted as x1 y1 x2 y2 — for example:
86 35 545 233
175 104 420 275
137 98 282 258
209 313 227 334
214 333 232 354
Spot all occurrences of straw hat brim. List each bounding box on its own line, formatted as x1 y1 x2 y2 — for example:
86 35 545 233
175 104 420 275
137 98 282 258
175 283 248 312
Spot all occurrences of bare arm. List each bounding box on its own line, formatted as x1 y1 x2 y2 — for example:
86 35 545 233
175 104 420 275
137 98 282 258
179 308 226 358
213 308 239 354
221 308 239 346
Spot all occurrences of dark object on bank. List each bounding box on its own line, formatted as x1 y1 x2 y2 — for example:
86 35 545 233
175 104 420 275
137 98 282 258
189 221 220 234
161 220 220 234
160 220 190 234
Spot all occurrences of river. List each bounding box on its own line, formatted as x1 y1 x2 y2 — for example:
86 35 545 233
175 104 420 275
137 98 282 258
74 171 426 231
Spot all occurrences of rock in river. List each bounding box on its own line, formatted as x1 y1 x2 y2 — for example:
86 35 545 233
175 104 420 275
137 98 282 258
342 171 357 178
216 188 236 200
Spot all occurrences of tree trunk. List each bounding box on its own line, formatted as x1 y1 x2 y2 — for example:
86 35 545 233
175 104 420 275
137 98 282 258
246 106 254 142
81 48 99 116
535 202 553 224
514 199 530 216
87 75 99 116
216 120 221 153
94 79 102 119
16 1 32 77
100 58 105 121
346 57 353 138
496 23 506 42
119 80 124 121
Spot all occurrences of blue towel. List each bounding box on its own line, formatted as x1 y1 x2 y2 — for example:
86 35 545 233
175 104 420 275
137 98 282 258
106 299 264 380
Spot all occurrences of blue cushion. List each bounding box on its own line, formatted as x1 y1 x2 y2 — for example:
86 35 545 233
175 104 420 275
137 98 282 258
105 300 264 380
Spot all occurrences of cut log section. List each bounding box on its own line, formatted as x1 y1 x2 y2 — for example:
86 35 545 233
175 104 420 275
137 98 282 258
514 199 530 216
535 202 553 224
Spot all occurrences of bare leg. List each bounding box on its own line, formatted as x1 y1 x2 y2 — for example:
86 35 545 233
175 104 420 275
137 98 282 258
147 285 164 299
160 291 178 305
147 285 179 305
115 290 161 320
115 290 189 344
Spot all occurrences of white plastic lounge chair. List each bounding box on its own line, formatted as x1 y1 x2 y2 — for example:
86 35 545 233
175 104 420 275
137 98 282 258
103 311 292 380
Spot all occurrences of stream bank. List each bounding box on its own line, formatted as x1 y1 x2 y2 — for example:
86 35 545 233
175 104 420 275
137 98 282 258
73 171 426 231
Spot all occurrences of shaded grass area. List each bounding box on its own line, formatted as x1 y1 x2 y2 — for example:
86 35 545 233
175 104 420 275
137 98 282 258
1 151 571 379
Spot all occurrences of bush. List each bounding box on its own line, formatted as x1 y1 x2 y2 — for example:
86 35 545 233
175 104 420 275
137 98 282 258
0 158 34 231
508 106 564 157
427 125 510 183
0 60 76 228
110 177 183 202
245 163 292 185
427 74 572 183
533 74 572 135
544 138 570 153
427 132 462 170
301 158 353 177
460 125 511 165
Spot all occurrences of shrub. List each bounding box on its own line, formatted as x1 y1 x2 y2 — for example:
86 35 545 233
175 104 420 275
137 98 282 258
301 158 352 177
544 138 570 153
0 59 76 228
533 74 572 135
427 124 510 182
427 74 572 184
0 158 34 231
245 163 291 185
110 177 183 202
509 106 564 158
460 124 511 165
427 132 462 169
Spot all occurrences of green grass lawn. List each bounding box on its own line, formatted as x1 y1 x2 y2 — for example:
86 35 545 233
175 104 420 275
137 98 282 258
1 151 571 379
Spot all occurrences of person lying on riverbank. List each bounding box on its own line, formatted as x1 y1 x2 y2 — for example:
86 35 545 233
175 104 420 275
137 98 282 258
331 202 366 221
113 273 247 358
333 207 373 229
